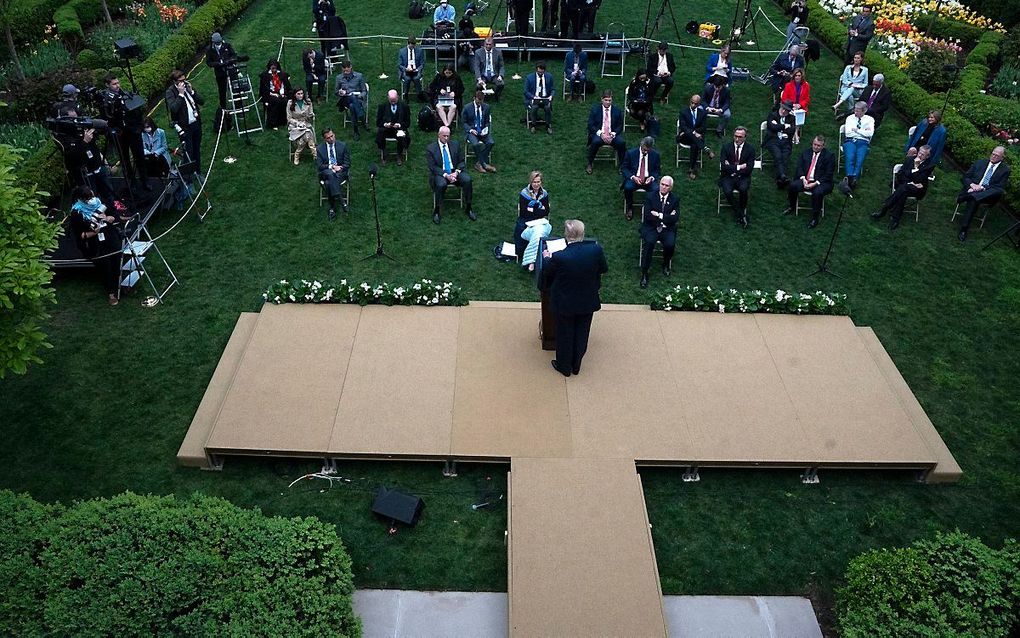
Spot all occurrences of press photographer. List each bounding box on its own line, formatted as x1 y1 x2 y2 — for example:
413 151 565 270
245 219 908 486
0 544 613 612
101 73 149 189
205 32 238 108
49 109 117 209
165 69 204 178
52 84 84 119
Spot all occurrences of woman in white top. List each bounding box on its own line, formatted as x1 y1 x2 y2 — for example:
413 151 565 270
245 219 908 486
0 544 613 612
833 51 868 117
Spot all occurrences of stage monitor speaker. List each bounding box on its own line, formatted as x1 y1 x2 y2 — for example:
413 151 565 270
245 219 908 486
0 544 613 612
115 38 141 60
371 487 424 526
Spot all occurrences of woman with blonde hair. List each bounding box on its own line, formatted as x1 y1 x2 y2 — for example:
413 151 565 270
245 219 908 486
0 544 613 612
515 170 552 270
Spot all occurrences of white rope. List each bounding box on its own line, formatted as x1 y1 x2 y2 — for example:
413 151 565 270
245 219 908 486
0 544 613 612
755 6 789 37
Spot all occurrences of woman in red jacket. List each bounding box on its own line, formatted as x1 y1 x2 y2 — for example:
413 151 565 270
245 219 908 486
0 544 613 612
781 68 811 142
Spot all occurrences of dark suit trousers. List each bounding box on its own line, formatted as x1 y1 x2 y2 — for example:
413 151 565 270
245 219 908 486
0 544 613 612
433 172 473 212
181 120 202 175
883 183 925 221
376 128 409 153
319 167 348 197
306 72 327 98
765 139 792 179
555 312 594 373
787 181 832 218
676 131 704 170
214 72 228 108
588 133 626 164
641 229 675 271
720 175 750 214
956 190 1001 230
649 75 674 99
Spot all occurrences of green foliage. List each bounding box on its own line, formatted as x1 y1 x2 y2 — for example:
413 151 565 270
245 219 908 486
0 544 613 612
52 0 131 51
650 285 850 314
0 39 73 87
906 41 961 92
0 68 100 124
0 122 50 154
990 63 1020 99
85 0 195 68
0 145 58 378
0 490 361 636
917 14 986 49
74 46 100 68
1001 25 1020 62
837 532 1020 637
957 0 1020 29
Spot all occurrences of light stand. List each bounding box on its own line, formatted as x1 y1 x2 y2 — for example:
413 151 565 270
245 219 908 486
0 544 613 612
640 0 687 59
728 0 759 47
361 162 395 261
808 181 853 278
983 214 1020 251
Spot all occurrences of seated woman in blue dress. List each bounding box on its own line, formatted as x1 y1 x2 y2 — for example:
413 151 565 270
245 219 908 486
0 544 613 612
514 170 552 271
141 117 172 177
832 51 868 117
704 44 732 84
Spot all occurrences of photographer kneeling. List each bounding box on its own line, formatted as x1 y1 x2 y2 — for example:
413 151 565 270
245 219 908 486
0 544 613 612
70 186 126 306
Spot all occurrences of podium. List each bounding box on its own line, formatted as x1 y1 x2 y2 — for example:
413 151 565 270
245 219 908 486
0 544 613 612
535 237 557 351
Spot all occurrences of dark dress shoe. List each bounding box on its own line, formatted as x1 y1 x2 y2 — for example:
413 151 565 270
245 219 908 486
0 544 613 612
662 265 671 277
432 212 441 224
958 229 968 242
328 208 337 221
466 209 477 221
572 366 581 375
625 209 634 221
870 210 886 219
640 273 649 288
739 215 749 229
889 217 900 230
551 360 570 377
807 217 818 229
341 201 349 214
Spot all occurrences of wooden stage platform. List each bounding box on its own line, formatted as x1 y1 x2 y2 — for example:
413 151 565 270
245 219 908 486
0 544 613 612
178 302 960 636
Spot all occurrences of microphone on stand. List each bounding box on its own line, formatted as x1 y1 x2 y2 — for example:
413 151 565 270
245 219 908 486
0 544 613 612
368 162 378 179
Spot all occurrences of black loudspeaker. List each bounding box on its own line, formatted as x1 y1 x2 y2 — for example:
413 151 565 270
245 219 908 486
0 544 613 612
371 487 424 526
115 38 140 60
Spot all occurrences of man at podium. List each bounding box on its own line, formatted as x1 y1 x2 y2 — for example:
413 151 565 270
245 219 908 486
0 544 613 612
541 219 608 377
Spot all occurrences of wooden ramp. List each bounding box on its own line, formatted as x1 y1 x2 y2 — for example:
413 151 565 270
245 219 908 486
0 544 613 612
508 458 667 637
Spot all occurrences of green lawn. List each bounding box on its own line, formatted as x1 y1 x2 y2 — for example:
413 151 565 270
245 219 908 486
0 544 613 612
2 0 1019 619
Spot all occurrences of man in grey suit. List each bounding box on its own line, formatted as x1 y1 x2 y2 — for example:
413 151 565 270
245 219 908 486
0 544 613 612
845 5 875 63
956 146 1011 242
316 128 350 221
472 37 505 102
424 126 477 224
334 60 367 140
462 90 496 173
398 36 425 102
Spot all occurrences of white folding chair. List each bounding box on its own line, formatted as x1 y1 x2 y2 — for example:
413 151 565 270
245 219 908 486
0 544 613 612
342 82 370 129
757 121 768 170
675 117 704 169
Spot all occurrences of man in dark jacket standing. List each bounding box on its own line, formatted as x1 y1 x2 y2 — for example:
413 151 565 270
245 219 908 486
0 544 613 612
543 219 608 377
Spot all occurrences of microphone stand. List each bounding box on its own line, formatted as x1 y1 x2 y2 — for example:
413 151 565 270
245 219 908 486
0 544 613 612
808 184 852 278
362 165 395 261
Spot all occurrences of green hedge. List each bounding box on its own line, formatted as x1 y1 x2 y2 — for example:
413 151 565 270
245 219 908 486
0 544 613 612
802 0 1020 201
0 490 362 636
837 531 1019 637
951 32 1020 141
54 0 131 47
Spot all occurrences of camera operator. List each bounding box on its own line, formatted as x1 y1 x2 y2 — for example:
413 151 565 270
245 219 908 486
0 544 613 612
69 185 125 306
205 32 237 108
53 84 84 118
165 69 204 178
102 73 149 190
54 107 117 209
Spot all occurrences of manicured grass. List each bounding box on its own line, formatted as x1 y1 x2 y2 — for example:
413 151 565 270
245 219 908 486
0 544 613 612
2 0 1018 617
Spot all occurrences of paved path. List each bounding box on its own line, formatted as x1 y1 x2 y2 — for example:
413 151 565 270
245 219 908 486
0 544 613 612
354 590 823 638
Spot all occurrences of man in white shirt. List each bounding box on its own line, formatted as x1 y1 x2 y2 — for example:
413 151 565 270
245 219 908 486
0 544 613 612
646 42 675 103
841 100 875 189
524 62 555 134
472 37 505 101
398 36 425 102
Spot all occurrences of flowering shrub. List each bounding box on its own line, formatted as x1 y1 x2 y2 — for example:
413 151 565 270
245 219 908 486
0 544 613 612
263 279 468 307
906 38 964 89
990 63 1020 100
650 286 850 315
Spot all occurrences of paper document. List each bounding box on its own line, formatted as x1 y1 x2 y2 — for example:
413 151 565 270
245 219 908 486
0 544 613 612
500 241 517 257
525 217 548 227
545 238 567 253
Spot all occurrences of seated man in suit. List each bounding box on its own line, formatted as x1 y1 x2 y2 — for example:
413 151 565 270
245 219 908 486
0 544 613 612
302 48 327 102
621 136 660 219
398 37 425 102
316 128 350 221
842 100 875 189
425 126 477 224
719 126 755 228
639 175 679 289
870 145 935 230
647 42 676 103
472 37 505 102
955 146 1010 242
676 94 714 181
334 60 368 140
769 44 804 95
462 90 496 173
375 89 411 165
586 90 626 173
542 218 608 378
859 74 891 129
702 74 731 138
524 62 555 134
905 110 946 165
564 43 588 101
764 101 797 187
785 134 836 229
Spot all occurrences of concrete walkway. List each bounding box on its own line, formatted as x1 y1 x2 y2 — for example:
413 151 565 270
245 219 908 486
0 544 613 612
354 590 822 638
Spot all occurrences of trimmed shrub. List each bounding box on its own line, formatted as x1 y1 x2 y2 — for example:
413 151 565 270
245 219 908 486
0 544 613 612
0 490 362 636
837 531 1019 637
906 41 962 92
75 47 102 69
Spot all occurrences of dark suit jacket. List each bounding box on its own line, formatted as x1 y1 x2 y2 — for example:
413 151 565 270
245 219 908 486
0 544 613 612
398 45 425 79
848 13 875 44
303 50 327 76
460 101 491 135
678 105 707 136
702 85 730 112
524 71 556 103
425 140 466 178
721 142 756 178
587 104 624 136
860 84 891 122
165 87 204 128
564 50 588 76
770 54 804 82
646 51 676 77
765 111 797 145
895 159 935 197
205 42 237 78
905 120 947 165
640 190 679 242
792 148 835 188
316 140 351 174
376 101 411 131
621 148 661 183
546 240 608 316
961 159 1011 201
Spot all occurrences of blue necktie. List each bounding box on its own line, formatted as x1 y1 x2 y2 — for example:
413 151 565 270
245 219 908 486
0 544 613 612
328 144 335 165
980 163 994 186
441 144 452 172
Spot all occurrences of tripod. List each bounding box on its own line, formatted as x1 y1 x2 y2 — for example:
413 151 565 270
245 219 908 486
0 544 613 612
361 163 395 261
729 0 760 47
808 186 852 278
640 0 686 58
983 215 1020 251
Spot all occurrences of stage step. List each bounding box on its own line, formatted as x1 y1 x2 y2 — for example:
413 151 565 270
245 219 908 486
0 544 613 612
856 327 963 483
176 312 260 468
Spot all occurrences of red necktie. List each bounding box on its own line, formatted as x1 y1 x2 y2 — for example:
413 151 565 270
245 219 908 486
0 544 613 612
807 152 817 181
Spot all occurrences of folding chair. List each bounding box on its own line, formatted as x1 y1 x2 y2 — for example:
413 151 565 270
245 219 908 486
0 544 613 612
342 82 370 129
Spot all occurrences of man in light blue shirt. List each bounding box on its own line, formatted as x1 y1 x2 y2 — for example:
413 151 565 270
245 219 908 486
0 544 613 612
434 0 455 25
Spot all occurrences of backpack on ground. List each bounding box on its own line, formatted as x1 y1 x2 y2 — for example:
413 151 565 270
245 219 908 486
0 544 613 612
417 105 437 131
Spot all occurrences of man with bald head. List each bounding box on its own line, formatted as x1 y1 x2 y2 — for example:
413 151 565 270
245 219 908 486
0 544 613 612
376 89 411 165
956 146 1010 242
639 175 679 288
424 126 476 224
